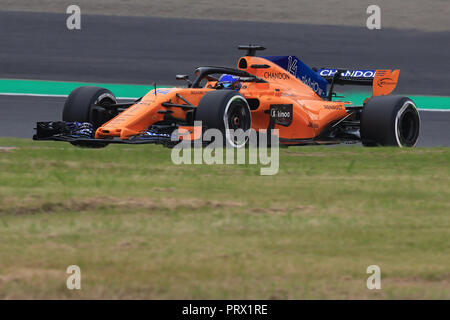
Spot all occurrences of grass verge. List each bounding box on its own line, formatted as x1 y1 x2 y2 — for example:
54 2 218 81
0 138 449 299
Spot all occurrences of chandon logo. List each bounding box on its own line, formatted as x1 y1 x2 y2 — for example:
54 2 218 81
264 72 290 80
319 69 375 78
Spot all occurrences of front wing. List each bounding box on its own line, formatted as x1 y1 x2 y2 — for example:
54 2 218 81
33 121 176 147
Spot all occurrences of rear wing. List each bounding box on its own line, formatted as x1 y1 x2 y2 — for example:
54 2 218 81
317 68 400 98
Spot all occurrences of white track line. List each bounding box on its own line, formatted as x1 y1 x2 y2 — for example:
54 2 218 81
0 92 68 98
0 92 138 99
419 109 450 112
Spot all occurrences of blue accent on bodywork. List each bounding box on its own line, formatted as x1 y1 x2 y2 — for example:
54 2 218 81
66 122 94 138
262 56 328 98
154 89 172 95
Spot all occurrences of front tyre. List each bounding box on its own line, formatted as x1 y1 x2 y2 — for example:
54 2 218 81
62 86 117 128
360 95 420 147
62 86 117 149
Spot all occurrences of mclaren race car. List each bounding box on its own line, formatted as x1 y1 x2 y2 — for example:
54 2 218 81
34 45 421 148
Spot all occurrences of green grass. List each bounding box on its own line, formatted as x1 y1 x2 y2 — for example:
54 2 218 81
0 138 449 299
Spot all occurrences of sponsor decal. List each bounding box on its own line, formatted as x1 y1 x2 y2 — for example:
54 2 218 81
377 77 396 87
190 91 206 94
123 104 145 115
281 92 298 98
154 89 172 95
323 104 343 110
270 104 293 126
264 71 290 80
301 76 325 97
319 69 376 78
263 56 329 98
287 56 298 76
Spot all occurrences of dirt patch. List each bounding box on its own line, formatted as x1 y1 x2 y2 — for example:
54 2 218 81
0 196 245 215
0 268 63 284
284 151 363 157
250 205 315 215
28 159 126 170
0 146 18 153
1 0 448 31
0 196 317 215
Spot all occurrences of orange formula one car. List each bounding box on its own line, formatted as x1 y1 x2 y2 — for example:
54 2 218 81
34 45 420 148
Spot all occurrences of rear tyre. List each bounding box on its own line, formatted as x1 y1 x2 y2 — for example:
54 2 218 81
360 95 420 147
62 86 117 148
195 91 251 148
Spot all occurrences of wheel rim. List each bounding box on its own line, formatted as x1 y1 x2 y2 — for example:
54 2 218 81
90 93 116 128
223 96 251 148
395 102 420 147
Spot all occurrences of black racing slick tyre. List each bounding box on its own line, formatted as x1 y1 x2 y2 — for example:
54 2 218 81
63 86 117 129
62 86 117 149
360 96 420 147
195 90 252 148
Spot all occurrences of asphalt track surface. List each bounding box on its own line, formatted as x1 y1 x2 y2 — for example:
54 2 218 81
1 11 449 95
0 11 448 146
0 95 448 147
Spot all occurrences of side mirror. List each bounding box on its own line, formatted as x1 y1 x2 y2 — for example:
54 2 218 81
176 75 191 87
176 74 189 80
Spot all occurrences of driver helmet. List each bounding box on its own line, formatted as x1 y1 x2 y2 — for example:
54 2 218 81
217 74 242 91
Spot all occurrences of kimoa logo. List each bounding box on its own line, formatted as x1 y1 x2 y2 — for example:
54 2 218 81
271 109 291 118
264 71 290 80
